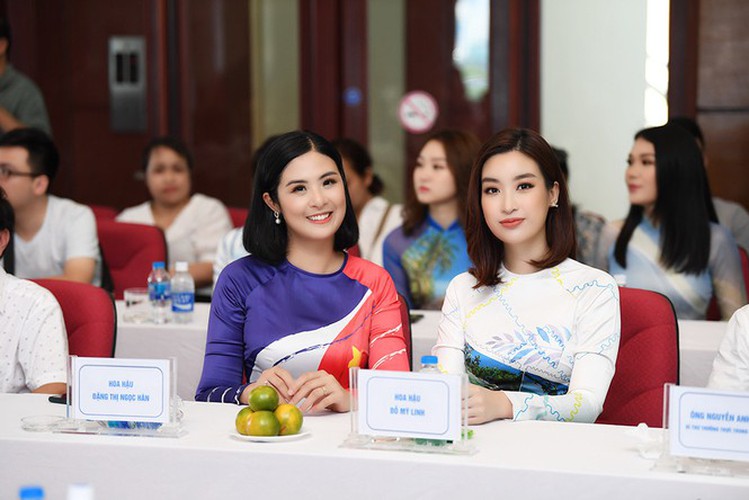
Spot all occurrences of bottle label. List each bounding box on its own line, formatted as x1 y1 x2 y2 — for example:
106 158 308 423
149 282 171 301
172 292 195 313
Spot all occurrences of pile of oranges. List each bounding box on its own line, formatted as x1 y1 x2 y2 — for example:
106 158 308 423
235 385 303 437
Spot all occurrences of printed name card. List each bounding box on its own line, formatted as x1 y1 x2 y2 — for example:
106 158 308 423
668 385 749 462
357 369 462 440
71 357 171 423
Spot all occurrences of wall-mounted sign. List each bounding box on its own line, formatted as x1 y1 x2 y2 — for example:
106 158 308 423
398 90 438 134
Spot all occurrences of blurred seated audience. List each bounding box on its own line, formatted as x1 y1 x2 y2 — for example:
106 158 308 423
602 124 746 320
553 147 606 267
0 187 67 394
117 137 232 290
383 129 480 309
197 131 409 411
668 116 749 251
332 138 402 266
0 128 100 284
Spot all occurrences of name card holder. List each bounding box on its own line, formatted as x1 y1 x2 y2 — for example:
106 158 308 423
343 367 475 455
653 384 749 477
55 355 185 438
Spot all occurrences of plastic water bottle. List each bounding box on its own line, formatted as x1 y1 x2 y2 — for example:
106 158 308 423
171 261 195 324
19 486 44 499
67 483 95 500
420 355 440 374
415 355 447 447
147 261 171 324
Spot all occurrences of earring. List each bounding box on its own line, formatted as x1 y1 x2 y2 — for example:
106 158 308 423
550 202 559 208
274 211 281 225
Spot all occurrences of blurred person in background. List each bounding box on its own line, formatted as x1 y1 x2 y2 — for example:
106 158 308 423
332 138 402 266
0 18 51 135
603 124 746 320
0 186 67 394
118 136 232 290
0 128 100 284
708 304 749 392
383 129 480 309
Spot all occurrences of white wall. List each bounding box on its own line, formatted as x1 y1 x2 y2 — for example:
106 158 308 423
541 0 648 221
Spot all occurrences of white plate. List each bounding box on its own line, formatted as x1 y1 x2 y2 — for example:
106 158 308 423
231 428 310 443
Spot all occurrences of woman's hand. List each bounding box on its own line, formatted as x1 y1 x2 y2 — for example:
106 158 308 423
289 370 349 413
465 384 513 424
240 366 295 405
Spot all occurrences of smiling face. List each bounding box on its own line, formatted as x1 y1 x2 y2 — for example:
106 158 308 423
145 146 192 207
480 150 559 256
413 139 457 208
264 150 346 249
626 138 658 213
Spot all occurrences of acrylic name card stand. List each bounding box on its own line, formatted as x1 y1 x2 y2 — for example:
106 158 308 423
342 367 475 455
55 356 185 438
652 384 749 477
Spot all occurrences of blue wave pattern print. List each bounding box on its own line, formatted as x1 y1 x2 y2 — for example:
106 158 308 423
436 258 620 422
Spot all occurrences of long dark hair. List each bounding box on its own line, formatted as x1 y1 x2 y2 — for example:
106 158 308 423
614 124 716 274
467 128 576 288
243 130 359 265
402 129 481 236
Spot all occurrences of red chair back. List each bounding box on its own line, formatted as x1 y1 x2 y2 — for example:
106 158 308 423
97 220 168 300
705 245 749 320
89 204 119 220
227 207 248 228
32 279 117 358
397 293 413 370
597 287 678 427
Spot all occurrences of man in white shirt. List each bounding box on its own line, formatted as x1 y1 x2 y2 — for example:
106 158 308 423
0 128 100 284
0 187 68 393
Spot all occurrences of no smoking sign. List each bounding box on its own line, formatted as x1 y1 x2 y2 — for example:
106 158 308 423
398 90 439 134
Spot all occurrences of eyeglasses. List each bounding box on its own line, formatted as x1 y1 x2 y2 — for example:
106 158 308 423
0 165 42 181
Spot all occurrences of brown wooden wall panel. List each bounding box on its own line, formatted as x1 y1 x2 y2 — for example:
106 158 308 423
180 0 252 209
697 0 749 108
7 0 157 209
700 112 749 209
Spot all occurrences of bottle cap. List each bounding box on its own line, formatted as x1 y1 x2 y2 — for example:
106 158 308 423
421 355 438 365
152 261 165 269
19 486 44 499
67 483 95 500
175 261 189 272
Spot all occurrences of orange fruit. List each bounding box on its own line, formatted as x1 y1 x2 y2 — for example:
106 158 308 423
235 406 254 435
274 403 303 435
247 410 280 436
248 385 280 412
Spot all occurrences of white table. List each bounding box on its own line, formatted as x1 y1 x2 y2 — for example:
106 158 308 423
1 393 747 499
114 304 729 401
115 302 210 400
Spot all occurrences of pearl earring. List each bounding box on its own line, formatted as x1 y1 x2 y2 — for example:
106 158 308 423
274 211 281 224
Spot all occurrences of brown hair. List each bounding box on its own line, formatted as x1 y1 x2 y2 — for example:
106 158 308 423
402 129 481 235
467 128 576 288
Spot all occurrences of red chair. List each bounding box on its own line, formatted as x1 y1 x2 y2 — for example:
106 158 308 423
89 204 119 220
397 293 413 370
32 279 117 358
705 245 749 320
97 219 168 300
596 287 679 427
227 207 248 228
